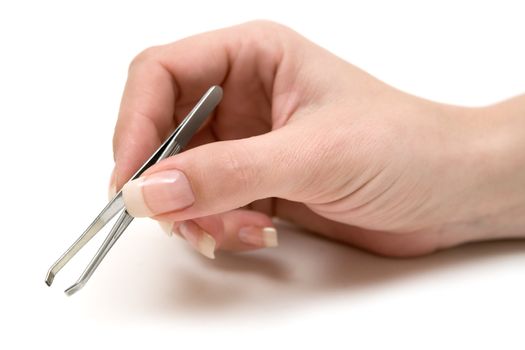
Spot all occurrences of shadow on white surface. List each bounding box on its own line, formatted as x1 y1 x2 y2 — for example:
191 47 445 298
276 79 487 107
69 219 525 321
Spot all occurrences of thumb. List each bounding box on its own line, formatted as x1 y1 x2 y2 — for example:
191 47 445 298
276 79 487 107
121 127 310 221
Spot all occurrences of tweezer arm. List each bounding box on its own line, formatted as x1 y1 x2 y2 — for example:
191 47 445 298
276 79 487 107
44 125 183 286
64 140 186 296
46 85 222 293
45 111 191 286
45 195 125 286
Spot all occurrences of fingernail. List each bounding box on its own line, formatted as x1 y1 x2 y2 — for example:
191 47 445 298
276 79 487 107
158 221 183 238
122 169 195 217
108 168 117 200
239 226 278 248
171 222 183 238
158 221 173 236
178 221 216 259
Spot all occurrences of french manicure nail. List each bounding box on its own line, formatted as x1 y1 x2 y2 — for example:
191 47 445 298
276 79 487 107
158 221 173 236
179 221 216 259
121 169 195 217
159 221 184 238
239 226 278 248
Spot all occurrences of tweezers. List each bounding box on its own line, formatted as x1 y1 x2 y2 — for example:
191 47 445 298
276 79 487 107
45 85 223 296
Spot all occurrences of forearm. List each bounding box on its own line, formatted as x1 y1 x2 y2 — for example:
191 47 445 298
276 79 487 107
449 96 525 242
484 95 525 236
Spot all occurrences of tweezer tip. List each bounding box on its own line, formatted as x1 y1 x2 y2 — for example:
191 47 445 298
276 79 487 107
64 282 84 296
45 271 55 286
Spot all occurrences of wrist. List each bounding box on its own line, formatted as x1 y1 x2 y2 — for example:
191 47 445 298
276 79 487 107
449 99 525 242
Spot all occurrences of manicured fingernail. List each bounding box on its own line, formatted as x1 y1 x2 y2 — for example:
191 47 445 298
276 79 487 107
179 221 216 259
158 221 184 238
122 169 195 217
171 222 183 238
108 168 117 200
239 226 278 248
158 221 173 236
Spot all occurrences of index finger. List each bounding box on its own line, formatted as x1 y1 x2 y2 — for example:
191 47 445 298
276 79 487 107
112 28 233 190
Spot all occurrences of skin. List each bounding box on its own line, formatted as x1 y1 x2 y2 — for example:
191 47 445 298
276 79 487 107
112 20 525 257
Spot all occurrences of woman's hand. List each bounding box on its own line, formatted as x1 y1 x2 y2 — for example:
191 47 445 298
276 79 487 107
111 21 525 258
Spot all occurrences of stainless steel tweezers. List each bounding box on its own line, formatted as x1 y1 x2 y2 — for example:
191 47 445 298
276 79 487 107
45 86 223 296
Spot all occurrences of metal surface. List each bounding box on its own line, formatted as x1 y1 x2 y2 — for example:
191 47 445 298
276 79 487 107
64 211 134 296
46 85 223 294
45 194 125 286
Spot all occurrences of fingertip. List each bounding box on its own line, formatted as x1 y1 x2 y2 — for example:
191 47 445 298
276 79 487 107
219 209 278 251
238 226 279 248
158 221 174 236
156 211 278 258
178 220 216 259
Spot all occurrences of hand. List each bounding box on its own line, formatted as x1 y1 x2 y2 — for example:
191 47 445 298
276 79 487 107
111 21 525 258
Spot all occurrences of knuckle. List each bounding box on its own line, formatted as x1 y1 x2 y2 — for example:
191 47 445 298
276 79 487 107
220 144 260 194
239 20 294 41
129 45 162 70
243 19 288 32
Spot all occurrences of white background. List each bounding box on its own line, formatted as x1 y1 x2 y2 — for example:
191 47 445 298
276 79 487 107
0 1 524 349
